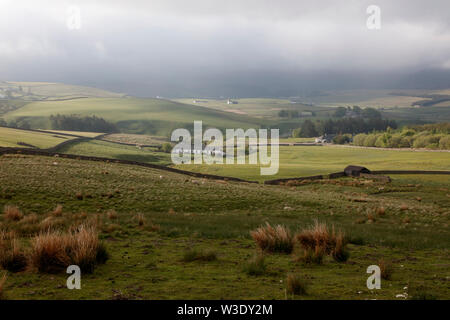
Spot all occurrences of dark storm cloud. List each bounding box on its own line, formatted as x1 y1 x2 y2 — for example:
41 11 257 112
0 0 449 96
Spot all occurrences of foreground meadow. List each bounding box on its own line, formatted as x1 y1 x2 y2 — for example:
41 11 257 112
176 145 450 182
0 154 448 299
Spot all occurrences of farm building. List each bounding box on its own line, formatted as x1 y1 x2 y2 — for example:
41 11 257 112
227 99 238 105
315 134 335 143
344 165 371 177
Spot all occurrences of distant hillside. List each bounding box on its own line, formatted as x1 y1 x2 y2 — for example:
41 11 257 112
3 96 266 136
0 81 125 100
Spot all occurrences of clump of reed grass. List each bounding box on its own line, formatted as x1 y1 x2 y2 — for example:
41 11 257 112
286 273 308 296
243 254 267 276
0 239 28 273
3 205 23 221
378 258 393 280
30 224 108 274
295 220 349 263
250 223 294 254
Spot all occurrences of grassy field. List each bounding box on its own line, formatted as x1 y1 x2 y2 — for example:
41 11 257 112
173 98 333 119
56 139 172 166
4 97 265 136
175 145 450 182
101 133 168 146
382 106 450 123
308 90 427 108
0 127 77 149
0 154 448 299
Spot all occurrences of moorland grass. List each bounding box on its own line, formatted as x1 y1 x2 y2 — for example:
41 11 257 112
0 155 449 299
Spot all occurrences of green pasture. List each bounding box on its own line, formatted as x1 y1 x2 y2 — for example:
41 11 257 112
0 127 76 149
175 145 450 182
4 97 265 136
56 139 172 166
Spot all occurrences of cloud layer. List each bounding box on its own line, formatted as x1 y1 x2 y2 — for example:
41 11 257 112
1 0 450 96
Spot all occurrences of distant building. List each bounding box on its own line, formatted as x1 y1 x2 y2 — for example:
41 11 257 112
227 99 238 105
344 165 371 177
314 134 335 143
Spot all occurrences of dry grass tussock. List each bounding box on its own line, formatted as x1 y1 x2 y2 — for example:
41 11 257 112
250 223 294 254
286 273 308 296
3 205 23 221
51 204 63 217
31 224 108 274
295 220 349 262
0 231 28 272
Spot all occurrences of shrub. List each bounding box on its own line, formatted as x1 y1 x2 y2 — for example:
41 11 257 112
31 225 106 274
374 134 388 147
353 133 367 146
286 274 308 296
243 255 267 276
0 239 28 272
363 134 380 147
161 142 173 153
333 134 351 145
378 259 393 280
3 205 23 221
439 136 450 150
250 223 294 254
412 135 441 149
182 249 217 262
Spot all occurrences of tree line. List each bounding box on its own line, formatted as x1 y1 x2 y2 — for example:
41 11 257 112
49 114 118 133
353 123 450 149
292 118 397 138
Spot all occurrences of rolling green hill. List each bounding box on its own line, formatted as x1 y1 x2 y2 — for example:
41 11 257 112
0 81 125 100
4 97 267 136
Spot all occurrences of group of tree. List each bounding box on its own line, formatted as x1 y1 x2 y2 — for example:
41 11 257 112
50 114 118 133
333 106 382 119
353 124 450 150
292 118 397 138
0 117 31 129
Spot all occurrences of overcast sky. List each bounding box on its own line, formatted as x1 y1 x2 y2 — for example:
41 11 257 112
1 0 450 97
